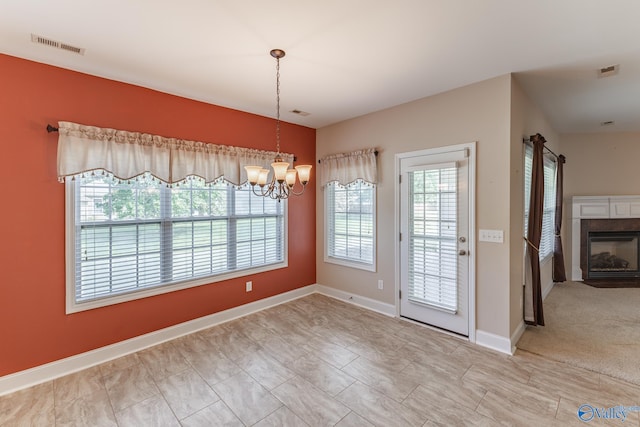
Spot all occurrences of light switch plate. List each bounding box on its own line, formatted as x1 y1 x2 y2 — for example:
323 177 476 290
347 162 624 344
479 229 504 243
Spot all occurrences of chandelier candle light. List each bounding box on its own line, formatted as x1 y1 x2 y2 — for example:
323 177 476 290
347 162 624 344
244 49 312 201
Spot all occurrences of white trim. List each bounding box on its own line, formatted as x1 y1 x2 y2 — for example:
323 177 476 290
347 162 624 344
0 284 316 397
510 321 526 355
323 181 377 273
542 279 555 301
394 142 477 343
315 284 396 317
475 329 514 355
571 218 583 281
323 256 376 272
68 262 290 314
540 256 556 300
467 143 477 345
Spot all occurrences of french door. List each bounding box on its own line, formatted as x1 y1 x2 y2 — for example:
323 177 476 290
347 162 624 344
398 143 474 336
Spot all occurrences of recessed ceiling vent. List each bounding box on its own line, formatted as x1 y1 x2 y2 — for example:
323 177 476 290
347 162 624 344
31 34 85 55
597 64 619 78
290 109 310 117
600 120 615 127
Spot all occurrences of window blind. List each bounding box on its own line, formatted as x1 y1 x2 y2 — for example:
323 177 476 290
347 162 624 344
524 143 557 261
73 172 284 305
408 165 457 312
325 180 375 269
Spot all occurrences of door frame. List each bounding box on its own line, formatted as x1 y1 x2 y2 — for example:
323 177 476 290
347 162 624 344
394 142 476 343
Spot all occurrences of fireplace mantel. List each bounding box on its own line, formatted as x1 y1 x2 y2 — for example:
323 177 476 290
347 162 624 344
572 196 640 280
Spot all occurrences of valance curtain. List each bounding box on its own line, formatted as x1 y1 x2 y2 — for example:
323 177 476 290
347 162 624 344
319 148 377 186
56 121 293 185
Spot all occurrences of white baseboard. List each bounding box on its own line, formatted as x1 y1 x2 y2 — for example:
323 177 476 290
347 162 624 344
315 284 396 317
509 321 526 354
475 329 514 355
0 284 316 397
542 280 555 300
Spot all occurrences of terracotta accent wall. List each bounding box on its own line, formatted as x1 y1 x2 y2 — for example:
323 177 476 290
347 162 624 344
0 54 316 377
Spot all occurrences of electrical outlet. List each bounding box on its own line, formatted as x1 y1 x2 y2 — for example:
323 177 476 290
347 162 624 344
246 281 252 292
377 279 384 290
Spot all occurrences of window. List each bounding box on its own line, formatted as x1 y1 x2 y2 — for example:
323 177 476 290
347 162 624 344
325 180 376 271
524 144 557 261
407 165 457 311
66 172 286 312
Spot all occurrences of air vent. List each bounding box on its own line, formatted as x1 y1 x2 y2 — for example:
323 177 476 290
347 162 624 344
597 64 619 78
600 120 615 127
31 34 85 55
290 109 310 117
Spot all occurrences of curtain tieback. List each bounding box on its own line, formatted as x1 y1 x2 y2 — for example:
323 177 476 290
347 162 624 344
523 236 539 252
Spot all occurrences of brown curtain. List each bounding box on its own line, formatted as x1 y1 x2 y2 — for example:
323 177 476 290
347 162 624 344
526 133 545 326
552 155 567 282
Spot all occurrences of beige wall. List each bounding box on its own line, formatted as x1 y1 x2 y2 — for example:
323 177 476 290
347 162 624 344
561 132 640 277
510 78 559 335
316 74 513 341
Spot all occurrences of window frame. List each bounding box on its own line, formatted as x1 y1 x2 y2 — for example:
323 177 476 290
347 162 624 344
523 144 557 263
65 175 288 314
324 180 377 272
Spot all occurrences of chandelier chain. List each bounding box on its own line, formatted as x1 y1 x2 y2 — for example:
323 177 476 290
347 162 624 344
275 56 281 154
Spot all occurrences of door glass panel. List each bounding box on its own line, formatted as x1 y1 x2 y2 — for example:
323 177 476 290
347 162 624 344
408 166 458 312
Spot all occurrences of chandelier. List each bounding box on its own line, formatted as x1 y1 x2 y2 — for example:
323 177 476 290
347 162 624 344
244 49 312 201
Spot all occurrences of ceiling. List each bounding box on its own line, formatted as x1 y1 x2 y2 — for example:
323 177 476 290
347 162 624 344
2 1 640 133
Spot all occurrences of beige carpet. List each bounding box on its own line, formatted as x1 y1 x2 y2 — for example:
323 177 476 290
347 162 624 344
517 281 640 385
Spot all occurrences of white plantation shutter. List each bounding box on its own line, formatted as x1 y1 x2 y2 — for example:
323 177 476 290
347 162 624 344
70 172 285 310
408 164 457 312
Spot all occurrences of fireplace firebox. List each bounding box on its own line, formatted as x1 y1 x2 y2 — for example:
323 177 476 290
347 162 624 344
581 218 640 280
587 231 640 278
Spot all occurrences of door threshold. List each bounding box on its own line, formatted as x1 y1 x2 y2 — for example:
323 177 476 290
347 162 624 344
399 315 469 340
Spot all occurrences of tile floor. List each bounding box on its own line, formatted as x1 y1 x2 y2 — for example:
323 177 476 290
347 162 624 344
1 293 639 426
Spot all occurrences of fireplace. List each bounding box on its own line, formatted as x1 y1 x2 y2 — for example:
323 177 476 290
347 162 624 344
571 196 640 282
587 231 639 278
581 219 640 280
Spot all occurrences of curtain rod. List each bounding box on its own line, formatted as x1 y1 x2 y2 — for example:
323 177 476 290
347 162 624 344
318 150 378 164
522 134 565 163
